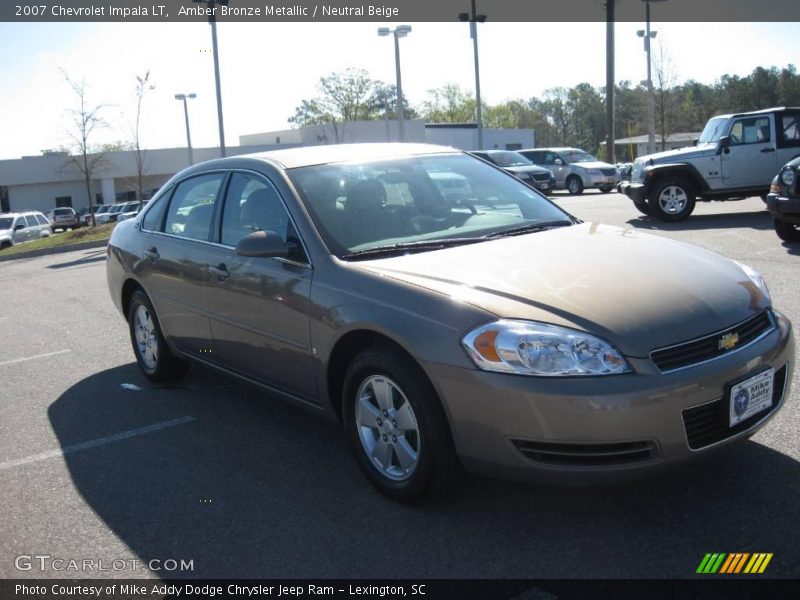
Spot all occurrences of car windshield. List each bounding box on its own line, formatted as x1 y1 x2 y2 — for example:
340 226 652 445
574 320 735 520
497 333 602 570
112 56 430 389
110 204 126 213
698 117 729 144
0 217 12 229
487 151 533 167
95 205 108 213
287 153 572 258
559 150 597 163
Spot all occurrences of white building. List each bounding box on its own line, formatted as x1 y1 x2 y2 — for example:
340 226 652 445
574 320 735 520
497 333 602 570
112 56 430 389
0 144 282 214
240 119 535 151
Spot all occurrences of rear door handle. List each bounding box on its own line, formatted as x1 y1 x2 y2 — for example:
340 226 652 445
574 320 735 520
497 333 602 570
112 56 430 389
209 263 230 281
143 247 159 260
761 147 775 153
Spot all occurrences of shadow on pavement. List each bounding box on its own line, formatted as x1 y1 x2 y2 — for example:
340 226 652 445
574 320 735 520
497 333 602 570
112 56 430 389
627 210 771 232
49 363 800 578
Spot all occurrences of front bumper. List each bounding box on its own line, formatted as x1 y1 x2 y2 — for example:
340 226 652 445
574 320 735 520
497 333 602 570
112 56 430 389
766 192 800 224
618 181 648 203
425 312 794 484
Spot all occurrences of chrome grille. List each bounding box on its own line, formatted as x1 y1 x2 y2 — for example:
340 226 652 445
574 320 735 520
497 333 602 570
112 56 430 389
651 311 775 373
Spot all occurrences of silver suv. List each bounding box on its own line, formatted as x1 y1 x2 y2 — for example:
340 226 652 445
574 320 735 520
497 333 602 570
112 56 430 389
520 148 617 194
619 107 800 221
0 212 52 249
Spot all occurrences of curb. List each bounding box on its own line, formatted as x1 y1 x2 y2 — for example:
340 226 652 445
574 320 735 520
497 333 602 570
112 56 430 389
0 238 108 263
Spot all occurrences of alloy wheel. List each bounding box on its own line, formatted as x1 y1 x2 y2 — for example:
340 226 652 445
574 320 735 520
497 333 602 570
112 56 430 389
355 375 420 481
134 304 158 370
658 185 688 215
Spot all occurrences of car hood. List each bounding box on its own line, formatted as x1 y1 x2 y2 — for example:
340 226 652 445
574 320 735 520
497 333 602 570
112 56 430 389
640 144 716 164
351 223 768 357
572 161 615 170
505 165 551 175
0 228 11 238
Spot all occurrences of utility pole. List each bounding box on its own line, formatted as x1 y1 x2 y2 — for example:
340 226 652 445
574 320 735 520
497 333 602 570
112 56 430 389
605 1 615 164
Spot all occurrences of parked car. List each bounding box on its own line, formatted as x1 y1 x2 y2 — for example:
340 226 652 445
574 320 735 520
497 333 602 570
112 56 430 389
471 150 555 194
107 143 793 501
519 147 617 194
96 201 140 224
616 162 633 182
80 204 111 226
46 207 79 231
619 107 800 221
116 200 148 223
765 156 800 242
0 211 52 249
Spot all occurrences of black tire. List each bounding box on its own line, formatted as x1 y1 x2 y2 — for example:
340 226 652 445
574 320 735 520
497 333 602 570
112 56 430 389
649 178 696 222
342 343 460 502
0 242 10 250
633 198 651 215
774 218 800 242
599 186 613 194
566 175 584 195
127 289 190 382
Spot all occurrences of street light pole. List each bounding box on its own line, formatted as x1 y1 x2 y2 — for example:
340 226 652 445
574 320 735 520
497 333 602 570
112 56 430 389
459 2 486 150
378 25 412 142
174 93 197 165
638 0 665 155
194 0 227 157
605 0 615 164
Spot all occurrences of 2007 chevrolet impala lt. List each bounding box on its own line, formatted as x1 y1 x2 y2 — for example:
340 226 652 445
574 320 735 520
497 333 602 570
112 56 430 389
106 143 794 500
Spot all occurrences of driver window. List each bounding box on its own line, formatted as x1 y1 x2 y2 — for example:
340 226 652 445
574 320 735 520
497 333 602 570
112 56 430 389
221 173 299 250
730 117 770 145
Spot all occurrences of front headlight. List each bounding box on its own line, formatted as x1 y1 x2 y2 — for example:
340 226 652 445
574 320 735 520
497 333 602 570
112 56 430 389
462 320 630 377
780 168 795 187
735 262 772 304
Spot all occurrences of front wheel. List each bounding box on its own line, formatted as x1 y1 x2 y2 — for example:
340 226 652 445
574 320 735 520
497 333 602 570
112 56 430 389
566 176 584 195
632 198 651 215
774 218 800 242
599 186 613 194
649 179 696 222
127 290 190 382
343 344 459 502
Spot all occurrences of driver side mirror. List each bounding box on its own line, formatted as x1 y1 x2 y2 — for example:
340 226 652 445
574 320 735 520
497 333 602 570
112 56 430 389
717 136 731 155
235 230 289 258
554 158 563 166
13 223 24 231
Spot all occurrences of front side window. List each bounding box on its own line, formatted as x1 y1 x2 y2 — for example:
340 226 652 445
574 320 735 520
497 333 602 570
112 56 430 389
288 153 572 257
729 117 771 145
0 217 13 229
163 174 225 241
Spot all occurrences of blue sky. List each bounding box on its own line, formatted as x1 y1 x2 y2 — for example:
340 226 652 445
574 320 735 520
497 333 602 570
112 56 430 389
1 21 799 159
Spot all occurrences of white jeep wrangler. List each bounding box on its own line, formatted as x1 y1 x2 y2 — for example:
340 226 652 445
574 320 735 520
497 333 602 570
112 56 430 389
619 107 800 221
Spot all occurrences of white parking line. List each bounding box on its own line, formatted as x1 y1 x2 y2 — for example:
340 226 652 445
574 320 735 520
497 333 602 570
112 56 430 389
0 349 72 367
0 416 196 471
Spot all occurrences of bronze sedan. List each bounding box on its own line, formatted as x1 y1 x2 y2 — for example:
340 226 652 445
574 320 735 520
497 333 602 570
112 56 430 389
106 143 794 501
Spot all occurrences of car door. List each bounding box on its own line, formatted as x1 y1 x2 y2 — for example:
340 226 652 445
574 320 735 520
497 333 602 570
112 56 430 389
544 152 567 187
721 115 778 188
203 171 317 402
138 172 227 359
11 217 29 243
776 111 800 167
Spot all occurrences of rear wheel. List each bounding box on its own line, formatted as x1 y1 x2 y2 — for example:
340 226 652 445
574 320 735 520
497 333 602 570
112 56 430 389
566 175 584 195
774 218 800 242
127 290 189 382
599 186 613 194
649 178 696 222
343 344 459 502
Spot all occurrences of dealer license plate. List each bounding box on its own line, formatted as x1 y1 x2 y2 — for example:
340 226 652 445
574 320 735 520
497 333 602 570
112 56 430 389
729 368 774 427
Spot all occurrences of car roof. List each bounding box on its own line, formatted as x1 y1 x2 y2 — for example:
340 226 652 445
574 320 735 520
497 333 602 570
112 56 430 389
240 142 459 169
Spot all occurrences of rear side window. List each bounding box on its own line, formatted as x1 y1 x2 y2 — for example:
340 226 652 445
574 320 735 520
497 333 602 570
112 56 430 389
780 114 800 147
25 215 38 227
164 174 225 241
35 215 49 226
142 190 170 231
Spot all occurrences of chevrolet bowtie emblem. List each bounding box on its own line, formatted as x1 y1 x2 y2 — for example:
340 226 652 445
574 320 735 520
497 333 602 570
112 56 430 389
719 332 740 351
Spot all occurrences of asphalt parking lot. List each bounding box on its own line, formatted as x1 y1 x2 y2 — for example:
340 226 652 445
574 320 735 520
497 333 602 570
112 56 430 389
0 192 798 580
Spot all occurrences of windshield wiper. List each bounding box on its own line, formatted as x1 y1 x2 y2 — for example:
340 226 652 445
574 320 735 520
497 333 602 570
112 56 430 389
482 220 574 239
342 237 484 260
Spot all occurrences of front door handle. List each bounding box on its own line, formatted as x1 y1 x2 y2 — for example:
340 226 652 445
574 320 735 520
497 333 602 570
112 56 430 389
761 147 775 153
143 247 159 260
209 263 230 281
